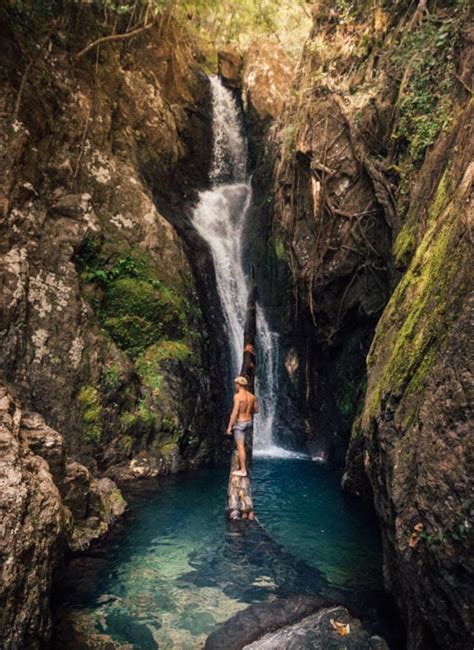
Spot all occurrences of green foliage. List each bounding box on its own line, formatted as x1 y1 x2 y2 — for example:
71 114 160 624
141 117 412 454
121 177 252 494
76 249 188 357
181 0 310 56
392 17 459 176
104 363 122 388
77 385 103 443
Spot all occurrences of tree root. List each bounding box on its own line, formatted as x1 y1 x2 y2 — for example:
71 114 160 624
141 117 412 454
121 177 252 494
76 21 153 60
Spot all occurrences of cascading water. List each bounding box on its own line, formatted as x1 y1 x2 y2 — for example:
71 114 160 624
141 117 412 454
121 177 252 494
192 76 283 454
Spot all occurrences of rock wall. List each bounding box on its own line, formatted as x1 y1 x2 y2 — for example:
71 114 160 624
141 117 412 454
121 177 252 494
0 5 227 479
358 97 473 650
0 384 126 649
268 1 473 646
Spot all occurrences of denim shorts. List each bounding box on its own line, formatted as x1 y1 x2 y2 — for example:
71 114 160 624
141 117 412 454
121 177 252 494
233 420 253 443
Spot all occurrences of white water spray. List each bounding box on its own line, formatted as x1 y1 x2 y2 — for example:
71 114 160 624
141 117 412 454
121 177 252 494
193 76 288 454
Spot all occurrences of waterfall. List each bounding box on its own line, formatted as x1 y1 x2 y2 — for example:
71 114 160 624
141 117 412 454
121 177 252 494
192 76 284 454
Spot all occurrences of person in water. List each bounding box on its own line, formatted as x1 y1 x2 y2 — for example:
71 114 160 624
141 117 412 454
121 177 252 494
225 375 259 477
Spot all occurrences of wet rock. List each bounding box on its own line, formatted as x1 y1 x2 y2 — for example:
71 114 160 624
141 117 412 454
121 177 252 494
205 597 389 650
356 104 474 650
61 461 127 552
205 595 326 649
218 47 242 88
244 606 389 649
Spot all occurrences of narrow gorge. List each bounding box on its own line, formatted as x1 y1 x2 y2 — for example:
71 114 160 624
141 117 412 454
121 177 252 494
0 1 472 649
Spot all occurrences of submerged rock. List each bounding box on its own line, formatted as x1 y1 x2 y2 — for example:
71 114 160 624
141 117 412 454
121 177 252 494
205 595 326 649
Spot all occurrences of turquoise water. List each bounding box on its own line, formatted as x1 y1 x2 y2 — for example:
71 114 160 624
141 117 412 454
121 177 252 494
56 458 382 649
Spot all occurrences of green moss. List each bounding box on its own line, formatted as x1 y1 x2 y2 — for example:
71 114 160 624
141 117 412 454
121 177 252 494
104 362 122 388
427 171 450 225
160 442 179 460
121 435 134 455
390 17 460 199
393 223 416 268
136 340 192 393
350 417 363 441
77 385 102 443
336 379 358 420
393 171 451 269
367 181 469 419
77 250 189 357
274 237 287 262
138 398 160 427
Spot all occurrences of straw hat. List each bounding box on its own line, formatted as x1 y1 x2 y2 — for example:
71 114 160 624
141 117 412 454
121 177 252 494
234 376 248 386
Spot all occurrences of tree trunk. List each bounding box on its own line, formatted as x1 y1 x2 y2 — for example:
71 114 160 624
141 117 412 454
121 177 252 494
226 270 257 521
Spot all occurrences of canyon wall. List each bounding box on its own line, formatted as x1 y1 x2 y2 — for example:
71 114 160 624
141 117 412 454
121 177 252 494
269 1 473 646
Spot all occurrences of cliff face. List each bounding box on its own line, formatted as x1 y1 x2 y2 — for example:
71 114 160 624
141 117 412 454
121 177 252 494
269 1 473 646
0 6 226 479
359 96 473 650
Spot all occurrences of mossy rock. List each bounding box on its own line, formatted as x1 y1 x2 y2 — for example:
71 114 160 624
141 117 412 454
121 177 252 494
100 278 185 354
364 164 472 423
77 385 103 443
136 340 192 392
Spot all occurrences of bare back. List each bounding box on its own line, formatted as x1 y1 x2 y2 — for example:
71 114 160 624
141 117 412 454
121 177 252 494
235 390 258 422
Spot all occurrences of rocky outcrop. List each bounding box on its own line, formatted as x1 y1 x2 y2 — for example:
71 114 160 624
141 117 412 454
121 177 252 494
218 47 242 88
0 384 126 649
242 41 295 123
0 5 225 476
0 386 62 649
269 21 393 459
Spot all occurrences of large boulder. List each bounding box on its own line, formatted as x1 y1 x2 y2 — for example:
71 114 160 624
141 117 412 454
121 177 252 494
0 384 127 648
218 47 242 88
244 606 388 649
0 386 63 649
242 41 295 121
205 596 389 650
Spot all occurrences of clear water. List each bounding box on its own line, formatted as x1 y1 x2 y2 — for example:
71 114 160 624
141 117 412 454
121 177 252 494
57 458 382 649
